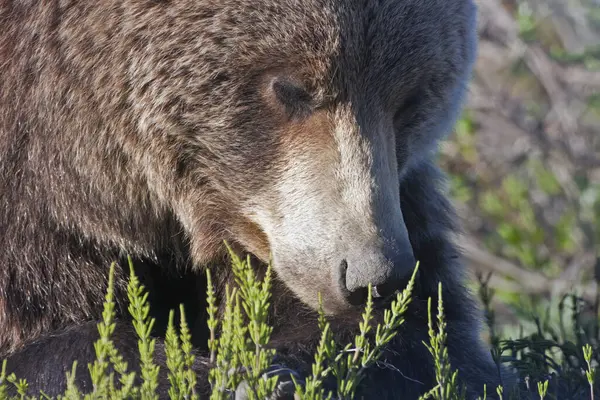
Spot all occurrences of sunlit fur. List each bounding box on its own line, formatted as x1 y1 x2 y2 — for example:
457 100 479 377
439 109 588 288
0 0 511 398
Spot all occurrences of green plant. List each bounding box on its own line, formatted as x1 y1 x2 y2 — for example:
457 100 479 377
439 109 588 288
0 251 448 400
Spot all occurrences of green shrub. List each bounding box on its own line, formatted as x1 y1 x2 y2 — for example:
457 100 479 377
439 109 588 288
2 244 599 399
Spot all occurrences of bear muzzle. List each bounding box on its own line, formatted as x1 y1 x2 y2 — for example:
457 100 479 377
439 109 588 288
338 242 417 307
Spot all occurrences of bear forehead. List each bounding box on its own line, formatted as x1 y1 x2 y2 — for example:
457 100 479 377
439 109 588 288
202 0 476 101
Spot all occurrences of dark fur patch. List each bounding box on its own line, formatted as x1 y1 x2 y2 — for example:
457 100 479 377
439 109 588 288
272 79 315 121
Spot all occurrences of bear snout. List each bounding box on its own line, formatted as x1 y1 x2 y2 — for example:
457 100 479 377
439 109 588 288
337 242 417 307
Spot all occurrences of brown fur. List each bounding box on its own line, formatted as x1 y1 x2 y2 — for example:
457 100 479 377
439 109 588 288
0 0 511 398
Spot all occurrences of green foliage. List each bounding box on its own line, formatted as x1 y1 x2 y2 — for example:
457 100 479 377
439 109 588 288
479 282 600 400
549 45 600 70
516 2 537 42
479 173 553 271
0 361 8 400
293 294 335 400
537 380 548 399
63 362 82 400
330 264 419 399
419 284 466 400
584 344 596 400
226 245 279 400
87 261 127 398
440 104 600 398
3 245 600 400
589 93 600 111
1 249 484 400
127 257 159 399
164 305 198 400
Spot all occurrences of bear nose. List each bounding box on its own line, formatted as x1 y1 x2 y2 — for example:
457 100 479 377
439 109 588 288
339 248 417 306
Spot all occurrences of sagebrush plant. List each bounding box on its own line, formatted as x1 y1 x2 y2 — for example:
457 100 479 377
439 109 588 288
0 245 435 400
0 244 598 400
419 283 466 400
209 244 280 400
328 262 419 399
477 274 600 400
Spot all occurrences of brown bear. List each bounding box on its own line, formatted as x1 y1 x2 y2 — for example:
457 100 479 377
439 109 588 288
0 0 509 398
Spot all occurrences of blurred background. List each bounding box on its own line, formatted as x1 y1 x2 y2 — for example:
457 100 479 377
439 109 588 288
439 0 600 340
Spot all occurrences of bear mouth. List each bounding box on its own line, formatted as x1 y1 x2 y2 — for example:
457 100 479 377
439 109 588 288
342 283 402 310
337 259 421 310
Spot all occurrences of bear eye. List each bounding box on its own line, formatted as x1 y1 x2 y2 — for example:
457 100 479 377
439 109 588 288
271 79 313 120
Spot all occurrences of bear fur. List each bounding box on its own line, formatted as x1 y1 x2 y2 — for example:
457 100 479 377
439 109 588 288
0 0 509 398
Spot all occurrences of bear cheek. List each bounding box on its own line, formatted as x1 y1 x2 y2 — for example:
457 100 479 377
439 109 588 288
236 111 349 311
228 216 271 262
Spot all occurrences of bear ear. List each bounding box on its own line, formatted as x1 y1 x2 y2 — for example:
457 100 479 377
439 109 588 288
270 78 314 121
